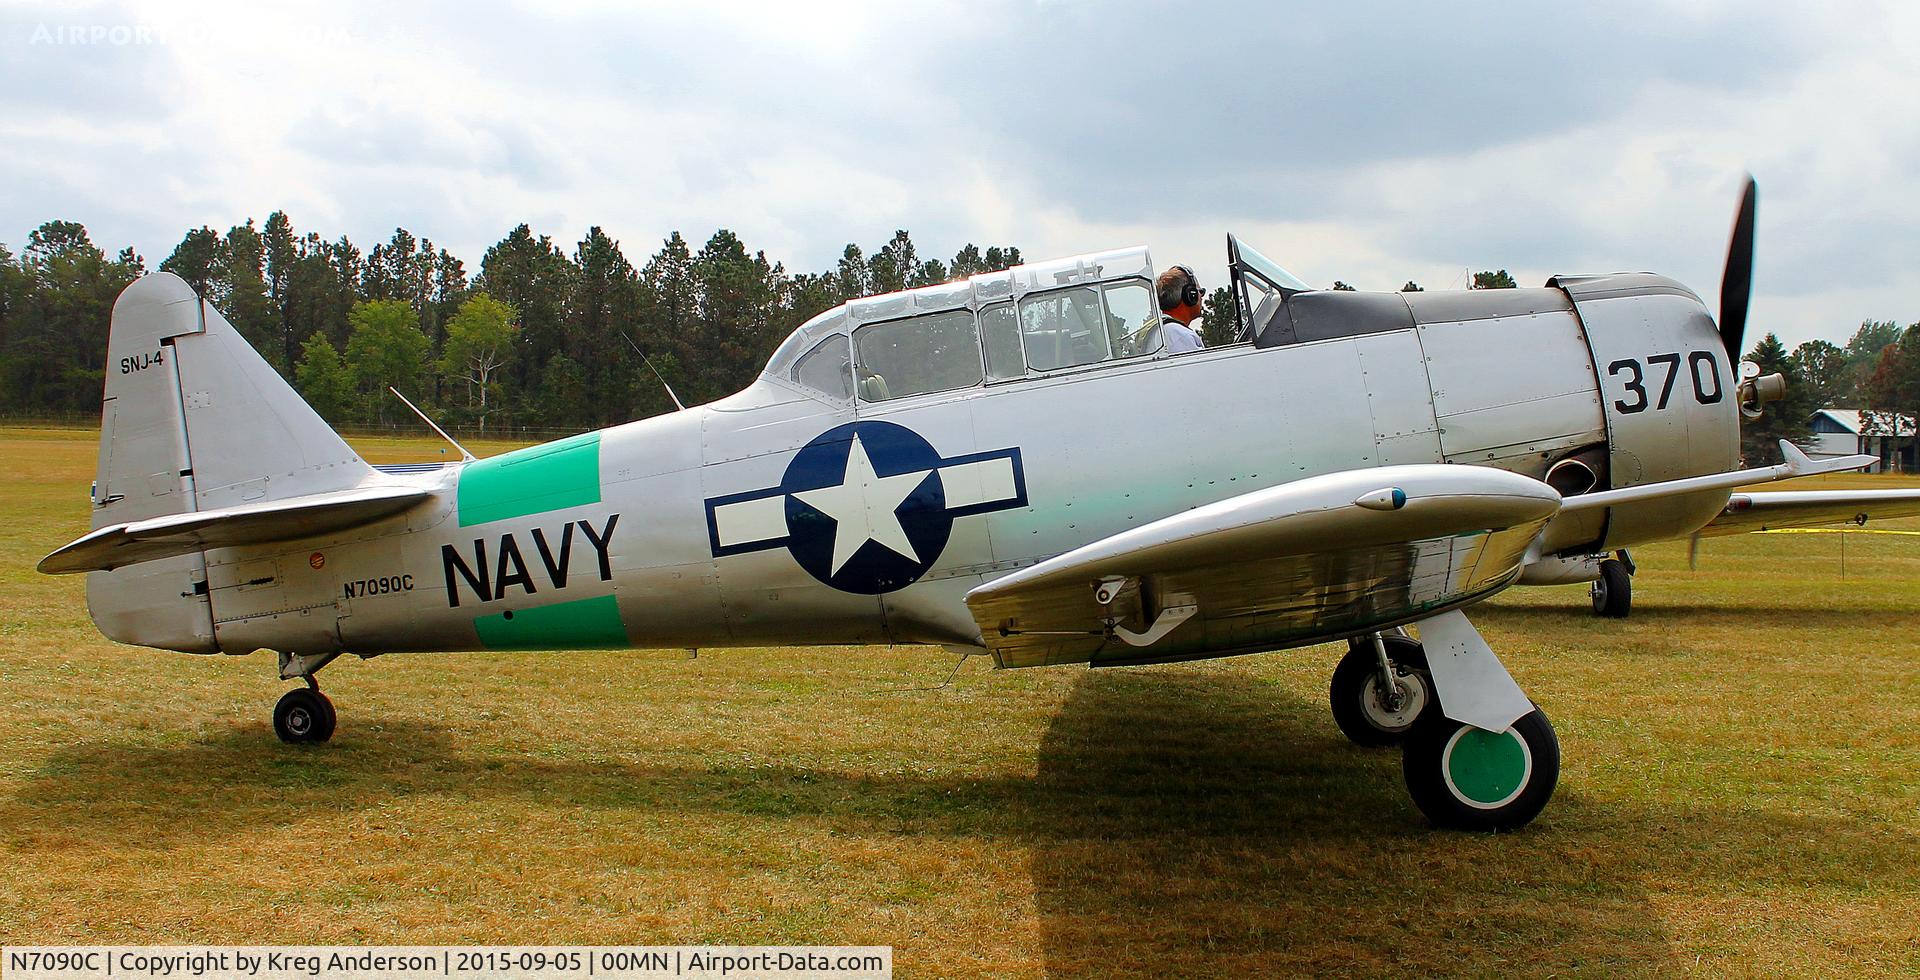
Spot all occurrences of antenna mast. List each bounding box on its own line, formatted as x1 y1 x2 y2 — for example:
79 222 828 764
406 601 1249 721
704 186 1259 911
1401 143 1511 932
622 333 686 411
388 386 476 462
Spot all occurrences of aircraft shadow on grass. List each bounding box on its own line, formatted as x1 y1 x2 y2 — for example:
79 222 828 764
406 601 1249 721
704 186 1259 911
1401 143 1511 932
1477 600 1920 631
9 670 1907 975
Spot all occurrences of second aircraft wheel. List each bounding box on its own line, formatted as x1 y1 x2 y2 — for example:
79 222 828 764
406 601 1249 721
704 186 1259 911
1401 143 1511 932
1591 558 1631 618
1330 636 1434 747
273 688 337 744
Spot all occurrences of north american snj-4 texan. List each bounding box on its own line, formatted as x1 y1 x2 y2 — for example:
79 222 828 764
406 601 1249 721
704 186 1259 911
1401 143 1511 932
40 179 1920 831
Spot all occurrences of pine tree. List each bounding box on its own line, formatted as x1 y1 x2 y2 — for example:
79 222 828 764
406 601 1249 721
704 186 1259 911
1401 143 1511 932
570 227 643 425
1200 287 1240 346
476 224 573 398
159 227 221 295
1742 332 1817 460
869 230 918 294
219 221 277 368
834 244 871 300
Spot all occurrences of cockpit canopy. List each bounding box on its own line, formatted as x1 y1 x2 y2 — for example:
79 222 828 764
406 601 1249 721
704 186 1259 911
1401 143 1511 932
761 237 1324 402
763 247 1167 402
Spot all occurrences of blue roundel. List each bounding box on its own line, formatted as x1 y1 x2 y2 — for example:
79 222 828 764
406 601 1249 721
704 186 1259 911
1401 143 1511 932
701 420 1027 596
780 421 952 594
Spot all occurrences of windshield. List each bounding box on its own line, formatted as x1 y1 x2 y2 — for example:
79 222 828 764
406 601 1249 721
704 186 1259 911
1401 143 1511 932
762 307 847 381
1229 235 1312 292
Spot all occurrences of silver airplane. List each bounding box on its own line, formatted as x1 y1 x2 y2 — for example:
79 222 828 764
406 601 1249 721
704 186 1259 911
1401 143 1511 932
40 180 1920 831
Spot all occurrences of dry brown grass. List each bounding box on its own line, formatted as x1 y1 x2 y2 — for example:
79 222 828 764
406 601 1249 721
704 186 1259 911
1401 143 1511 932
1 425 1916 977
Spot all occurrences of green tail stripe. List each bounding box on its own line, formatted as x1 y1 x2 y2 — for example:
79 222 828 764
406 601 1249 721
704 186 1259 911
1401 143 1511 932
457 431 602 527
473 594 628 650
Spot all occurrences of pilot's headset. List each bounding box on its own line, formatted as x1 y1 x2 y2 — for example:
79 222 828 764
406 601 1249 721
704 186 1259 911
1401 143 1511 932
1161 265 1202 311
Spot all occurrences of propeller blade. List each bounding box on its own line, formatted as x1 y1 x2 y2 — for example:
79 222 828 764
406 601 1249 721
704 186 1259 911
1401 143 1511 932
1719 176 1758 362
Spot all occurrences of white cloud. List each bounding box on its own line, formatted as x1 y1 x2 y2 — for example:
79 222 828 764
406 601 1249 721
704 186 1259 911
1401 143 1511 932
1 0 1914 350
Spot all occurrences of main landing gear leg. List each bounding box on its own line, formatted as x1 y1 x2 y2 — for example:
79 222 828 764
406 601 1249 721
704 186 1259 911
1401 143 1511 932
273 651 340 745
1398 610 1560 832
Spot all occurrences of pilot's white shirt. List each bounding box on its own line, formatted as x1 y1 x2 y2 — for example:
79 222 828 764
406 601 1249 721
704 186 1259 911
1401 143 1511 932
1163 317 1203 354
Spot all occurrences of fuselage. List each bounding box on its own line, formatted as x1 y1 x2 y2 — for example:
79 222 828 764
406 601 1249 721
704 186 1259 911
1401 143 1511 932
150 266 1740 661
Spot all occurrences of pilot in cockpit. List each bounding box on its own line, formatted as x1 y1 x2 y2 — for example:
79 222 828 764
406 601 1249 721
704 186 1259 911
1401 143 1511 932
1155 265 1206 354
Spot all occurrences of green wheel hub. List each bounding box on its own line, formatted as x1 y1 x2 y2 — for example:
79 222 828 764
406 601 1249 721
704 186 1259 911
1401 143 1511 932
1442 726 1532 808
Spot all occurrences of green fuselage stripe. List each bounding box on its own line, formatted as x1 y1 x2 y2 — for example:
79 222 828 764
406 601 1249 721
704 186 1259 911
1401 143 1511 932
473 594 628 650
457 431 602 526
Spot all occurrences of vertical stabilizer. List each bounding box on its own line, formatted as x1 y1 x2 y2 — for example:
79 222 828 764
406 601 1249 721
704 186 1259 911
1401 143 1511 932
86 272 375 653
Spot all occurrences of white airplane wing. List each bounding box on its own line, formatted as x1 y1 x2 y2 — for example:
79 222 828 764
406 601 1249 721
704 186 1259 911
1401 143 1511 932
1696 487 1920 537
38 484 432 574
964 465 1561 669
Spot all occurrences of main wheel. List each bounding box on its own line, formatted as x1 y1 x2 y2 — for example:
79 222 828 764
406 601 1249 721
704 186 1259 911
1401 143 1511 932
1591 558 1631 617
1402 707 1559 831
1330 636 1434 746
273 688 336 744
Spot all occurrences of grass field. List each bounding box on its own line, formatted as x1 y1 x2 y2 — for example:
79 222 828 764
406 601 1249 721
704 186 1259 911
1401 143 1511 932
1 425 1916 977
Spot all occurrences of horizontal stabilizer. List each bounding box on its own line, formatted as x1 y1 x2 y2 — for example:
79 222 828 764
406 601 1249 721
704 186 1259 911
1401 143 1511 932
1698 487 1920 537
39 484 432 574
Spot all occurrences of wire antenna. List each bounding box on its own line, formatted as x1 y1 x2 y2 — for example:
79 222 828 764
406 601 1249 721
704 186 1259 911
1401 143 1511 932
622 333 686 411
388 386 475 462
861 648 972 695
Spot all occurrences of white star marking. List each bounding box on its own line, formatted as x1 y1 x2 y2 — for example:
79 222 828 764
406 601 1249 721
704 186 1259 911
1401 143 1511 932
793 432 933 576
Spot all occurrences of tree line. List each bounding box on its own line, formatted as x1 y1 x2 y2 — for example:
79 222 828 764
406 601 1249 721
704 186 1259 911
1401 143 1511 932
0 219 1912 455
0 217 1022 433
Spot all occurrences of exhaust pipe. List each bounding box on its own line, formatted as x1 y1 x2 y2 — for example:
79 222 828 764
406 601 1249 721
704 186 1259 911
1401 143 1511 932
1544 457 1598 497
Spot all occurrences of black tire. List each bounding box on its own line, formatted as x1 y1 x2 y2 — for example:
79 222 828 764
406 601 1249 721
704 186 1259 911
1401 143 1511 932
1591 558 1631 618
1330 636 1434 747
312 691 337 743
1402 706 1559 831
273 688 335 744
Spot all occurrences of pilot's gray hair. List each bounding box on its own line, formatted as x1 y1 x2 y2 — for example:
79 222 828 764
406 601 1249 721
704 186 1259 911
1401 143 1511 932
1156 265 1197 312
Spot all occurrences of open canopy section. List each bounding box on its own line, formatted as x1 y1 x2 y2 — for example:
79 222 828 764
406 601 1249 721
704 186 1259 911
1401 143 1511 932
1226 234 1314 344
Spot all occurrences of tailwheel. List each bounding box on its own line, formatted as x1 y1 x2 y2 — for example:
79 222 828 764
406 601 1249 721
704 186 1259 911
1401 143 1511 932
1591 554 1632 617
1402 706 1559 831
273 687 336 744
1330 635 1434 746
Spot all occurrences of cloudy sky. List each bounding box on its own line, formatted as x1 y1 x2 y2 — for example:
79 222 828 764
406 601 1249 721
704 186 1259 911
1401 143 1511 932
3 0 1915 348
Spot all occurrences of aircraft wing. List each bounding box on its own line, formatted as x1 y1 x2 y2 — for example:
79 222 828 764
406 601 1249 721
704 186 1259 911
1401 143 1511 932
1696 488 1920 537
38 484 432 574
963 466 1561 668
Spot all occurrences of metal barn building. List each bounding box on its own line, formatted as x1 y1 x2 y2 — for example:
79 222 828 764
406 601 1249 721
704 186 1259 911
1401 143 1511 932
1809 408 1916 473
